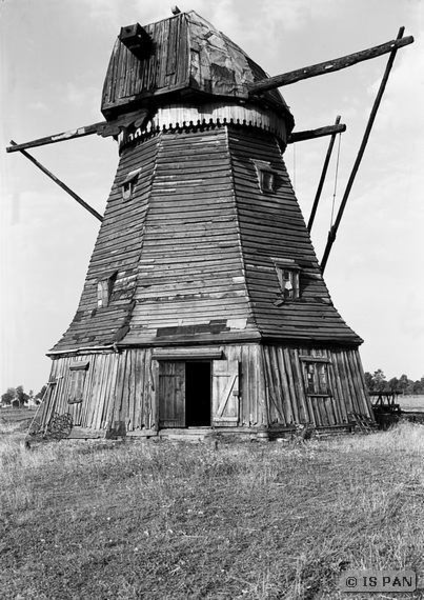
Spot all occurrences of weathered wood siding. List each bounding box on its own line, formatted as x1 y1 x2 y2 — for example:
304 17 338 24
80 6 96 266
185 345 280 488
40 343 370 432
41 344 267 431
125 126 258 344
51 134 160 352
262 345 372 427
228 126 363 345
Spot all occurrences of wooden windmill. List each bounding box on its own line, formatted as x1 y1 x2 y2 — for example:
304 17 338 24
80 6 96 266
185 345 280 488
8 11 413 440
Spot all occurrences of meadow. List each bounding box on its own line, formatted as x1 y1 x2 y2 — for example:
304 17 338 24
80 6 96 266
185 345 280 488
1 416 424 599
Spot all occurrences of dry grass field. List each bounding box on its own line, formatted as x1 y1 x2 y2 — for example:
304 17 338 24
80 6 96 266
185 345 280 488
398 394 424 412
1 418 424 599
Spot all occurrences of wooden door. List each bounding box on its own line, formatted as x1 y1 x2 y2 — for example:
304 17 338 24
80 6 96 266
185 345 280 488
212 360 240 426
159 361 186 427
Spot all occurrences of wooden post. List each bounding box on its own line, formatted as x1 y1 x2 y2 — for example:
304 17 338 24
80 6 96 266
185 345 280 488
248 33 413 94
288 122 346 144
9 141 103 222
320 28 405 273
307 116 341 233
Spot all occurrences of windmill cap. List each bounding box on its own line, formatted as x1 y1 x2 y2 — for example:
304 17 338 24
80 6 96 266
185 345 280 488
101 10 294 132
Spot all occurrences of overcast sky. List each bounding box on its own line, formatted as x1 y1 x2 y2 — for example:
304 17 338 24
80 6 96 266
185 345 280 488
1 0 423 394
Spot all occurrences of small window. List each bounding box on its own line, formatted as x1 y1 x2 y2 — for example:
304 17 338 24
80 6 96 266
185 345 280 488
304 362 331 396
274 259 300 301
260 170 275 193
252 160 278 194
97 271 118 308
121 169 141 201
68 361 89 405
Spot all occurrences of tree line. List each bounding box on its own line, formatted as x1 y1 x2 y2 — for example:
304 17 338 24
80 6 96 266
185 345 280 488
364 370 424 395
1 385 46 408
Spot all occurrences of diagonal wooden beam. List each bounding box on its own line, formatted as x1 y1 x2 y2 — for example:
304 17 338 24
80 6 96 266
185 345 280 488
320 27 406 273
10 141 103 222
248 33 413 95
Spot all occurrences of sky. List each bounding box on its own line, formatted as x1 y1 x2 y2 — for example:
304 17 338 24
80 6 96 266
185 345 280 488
1 0 423 394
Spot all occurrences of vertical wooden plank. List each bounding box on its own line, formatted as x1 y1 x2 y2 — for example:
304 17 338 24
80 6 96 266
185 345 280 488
159 361 186 427
340 350 357 414
351 349 373 417
93 355 107 429
113 351 128 424
276 347 294 424
100 354 118 429
148 349 157 430
133 349 143 430
212 358 240 425
266 346 287 425
332 349 349 422
166 16 178 77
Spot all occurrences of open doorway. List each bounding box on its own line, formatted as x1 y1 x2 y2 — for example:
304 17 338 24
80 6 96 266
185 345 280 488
185 362 211 427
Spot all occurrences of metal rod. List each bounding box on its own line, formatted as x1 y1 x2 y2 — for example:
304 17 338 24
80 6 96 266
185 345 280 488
9 140 103 222
307 116 341 233
320 27 405 273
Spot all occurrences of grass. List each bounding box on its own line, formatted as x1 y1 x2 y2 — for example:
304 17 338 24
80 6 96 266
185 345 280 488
398 394 424 412
1 421 424 599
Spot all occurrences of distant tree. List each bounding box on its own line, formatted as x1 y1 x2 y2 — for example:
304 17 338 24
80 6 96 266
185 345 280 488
15 385 29 408
364 372 375 392
1 387 16 406
412 380 424 395
388 377 400 392
398 374 410 395
373 369 387 392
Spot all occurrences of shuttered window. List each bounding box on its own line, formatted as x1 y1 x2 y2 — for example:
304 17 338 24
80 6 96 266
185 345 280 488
300 357 332 396
68 361 89 405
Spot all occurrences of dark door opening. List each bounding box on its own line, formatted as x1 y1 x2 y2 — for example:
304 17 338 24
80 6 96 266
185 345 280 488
185 362 211 427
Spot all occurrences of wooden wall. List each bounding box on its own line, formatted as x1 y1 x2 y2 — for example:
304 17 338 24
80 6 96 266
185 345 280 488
39 343 371 433
262 344 372 427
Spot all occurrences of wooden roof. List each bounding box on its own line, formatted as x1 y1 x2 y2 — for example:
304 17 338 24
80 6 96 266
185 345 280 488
50 124 362 355
101 11 294 132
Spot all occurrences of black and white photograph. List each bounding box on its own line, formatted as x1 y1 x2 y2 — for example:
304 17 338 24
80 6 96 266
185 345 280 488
1 0 423 598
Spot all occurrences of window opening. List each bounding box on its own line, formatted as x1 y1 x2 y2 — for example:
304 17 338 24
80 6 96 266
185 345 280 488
301 359 332 396
121 168 141 201
68 361 89 405
252 160 278 194
273 259 300 301
97 271 118 308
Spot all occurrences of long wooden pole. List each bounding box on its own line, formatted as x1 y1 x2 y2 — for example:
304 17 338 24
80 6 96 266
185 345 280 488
307 116 342 233
10 141 103 222
288 122 345 144
248 33 413 94
6 123 105 154
320 27 405 273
